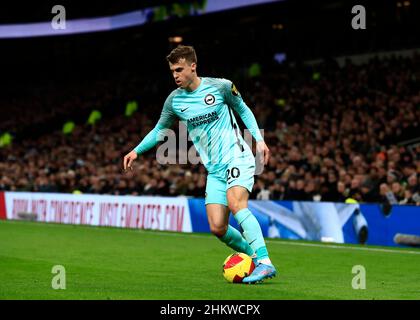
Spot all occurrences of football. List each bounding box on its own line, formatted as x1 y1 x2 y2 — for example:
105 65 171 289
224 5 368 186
222 252 255 283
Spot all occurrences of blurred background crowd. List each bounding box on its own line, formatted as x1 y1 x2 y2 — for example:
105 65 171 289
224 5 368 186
1 54 419 205
0 0 419 206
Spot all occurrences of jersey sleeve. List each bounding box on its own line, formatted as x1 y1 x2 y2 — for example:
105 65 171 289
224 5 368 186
221 79 264 142
134 92 177 155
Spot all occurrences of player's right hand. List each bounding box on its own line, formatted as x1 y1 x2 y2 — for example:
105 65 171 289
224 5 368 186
123 150 138 171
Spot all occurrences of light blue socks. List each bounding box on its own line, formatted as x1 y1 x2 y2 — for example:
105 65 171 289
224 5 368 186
233 208 270 262
220 225 254 256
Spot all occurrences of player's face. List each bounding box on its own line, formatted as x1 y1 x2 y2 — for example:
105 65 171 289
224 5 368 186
169 58 196 89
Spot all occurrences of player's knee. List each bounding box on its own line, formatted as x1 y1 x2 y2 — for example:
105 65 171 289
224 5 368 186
227 189 248 214
210 224 227 238
227 199 245 215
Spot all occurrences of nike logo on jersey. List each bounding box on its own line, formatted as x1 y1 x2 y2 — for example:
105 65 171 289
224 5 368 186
181 107 189 112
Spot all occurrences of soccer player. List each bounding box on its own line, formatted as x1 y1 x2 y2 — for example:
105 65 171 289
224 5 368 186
123 45 276 283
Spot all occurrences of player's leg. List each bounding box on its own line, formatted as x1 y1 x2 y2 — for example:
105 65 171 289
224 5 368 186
206 203 254 256
205 173 254 255
226 164 276 283
227 186 272 264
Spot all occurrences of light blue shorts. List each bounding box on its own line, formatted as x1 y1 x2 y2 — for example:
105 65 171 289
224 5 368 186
205 157 256 206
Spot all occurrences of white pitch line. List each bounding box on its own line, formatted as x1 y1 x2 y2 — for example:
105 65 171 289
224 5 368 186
135 229 420 256
265 240 420 255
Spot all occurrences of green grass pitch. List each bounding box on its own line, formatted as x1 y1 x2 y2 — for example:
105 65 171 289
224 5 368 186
0 220 419 300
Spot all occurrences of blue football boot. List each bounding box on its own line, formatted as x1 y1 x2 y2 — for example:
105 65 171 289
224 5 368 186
243 263 277 284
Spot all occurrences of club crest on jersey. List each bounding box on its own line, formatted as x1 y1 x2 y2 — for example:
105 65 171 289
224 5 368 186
204 94 215 105
231 83 239 96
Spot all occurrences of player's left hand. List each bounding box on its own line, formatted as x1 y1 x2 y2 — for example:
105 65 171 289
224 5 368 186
256 140 270 166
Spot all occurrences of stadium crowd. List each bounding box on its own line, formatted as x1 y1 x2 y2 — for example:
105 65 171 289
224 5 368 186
0 53 419 206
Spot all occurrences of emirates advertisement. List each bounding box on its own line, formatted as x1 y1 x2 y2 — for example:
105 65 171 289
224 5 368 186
1 192 192 233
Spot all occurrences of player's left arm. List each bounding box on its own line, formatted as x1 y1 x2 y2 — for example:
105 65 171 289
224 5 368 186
223 79 270 165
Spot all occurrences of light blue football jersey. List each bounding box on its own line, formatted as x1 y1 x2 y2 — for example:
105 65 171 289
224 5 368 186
134 77 263 174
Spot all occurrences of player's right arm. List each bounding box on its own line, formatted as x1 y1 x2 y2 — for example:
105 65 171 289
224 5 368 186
123 93 177 171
